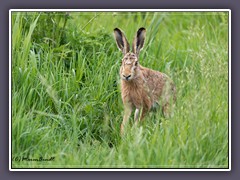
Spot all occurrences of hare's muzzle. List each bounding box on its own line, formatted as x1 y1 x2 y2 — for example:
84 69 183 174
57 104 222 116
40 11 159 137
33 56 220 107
122 74 132 81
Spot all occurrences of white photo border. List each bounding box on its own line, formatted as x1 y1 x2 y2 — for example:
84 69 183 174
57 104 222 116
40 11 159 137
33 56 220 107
9 9 231 171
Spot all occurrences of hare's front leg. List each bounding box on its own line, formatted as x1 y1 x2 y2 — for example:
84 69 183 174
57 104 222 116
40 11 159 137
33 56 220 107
120 103 132 135
134 107 147 124
134 108 140 122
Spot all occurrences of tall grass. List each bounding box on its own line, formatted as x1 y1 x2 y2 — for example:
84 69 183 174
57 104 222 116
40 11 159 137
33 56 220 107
11 11 229 168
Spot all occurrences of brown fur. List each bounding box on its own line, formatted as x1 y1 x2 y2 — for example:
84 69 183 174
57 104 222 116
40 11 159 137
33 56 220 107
114 27 176 134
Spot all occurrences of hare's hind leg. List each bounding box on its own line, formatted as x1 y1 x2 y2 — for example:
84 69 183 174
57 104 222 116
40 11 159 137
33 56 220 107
162 102 170 118
161 82 176 118
162 94 176 118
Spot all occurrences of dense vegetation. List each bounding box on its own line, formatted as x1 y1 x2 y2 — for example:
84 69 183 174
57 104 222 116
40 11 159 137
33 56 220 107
11 11 229 168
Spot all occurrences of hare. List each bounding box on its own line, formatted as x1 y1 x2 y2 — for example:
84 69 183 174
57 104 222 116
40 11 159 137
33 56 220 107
113 27 176 134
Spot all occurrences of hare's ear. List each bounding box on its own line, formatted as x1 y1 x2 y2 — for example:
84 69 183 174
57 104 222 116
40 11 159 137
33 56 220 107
132 27 146 57
114 28 130 55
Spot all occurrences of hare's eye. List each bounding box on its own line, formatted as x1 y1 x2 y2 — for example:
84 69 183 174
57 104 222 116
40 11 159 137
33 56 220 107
135 61 138 66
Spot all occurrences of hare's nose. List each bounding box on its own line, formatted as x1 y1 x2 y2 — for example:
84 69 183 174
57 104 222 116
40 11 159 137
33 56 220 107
123 74 131 80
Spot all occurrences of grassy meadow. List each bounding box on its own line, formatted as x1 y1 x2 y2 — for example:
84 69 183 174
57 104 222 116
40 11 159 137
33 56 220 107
11 11 229 169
